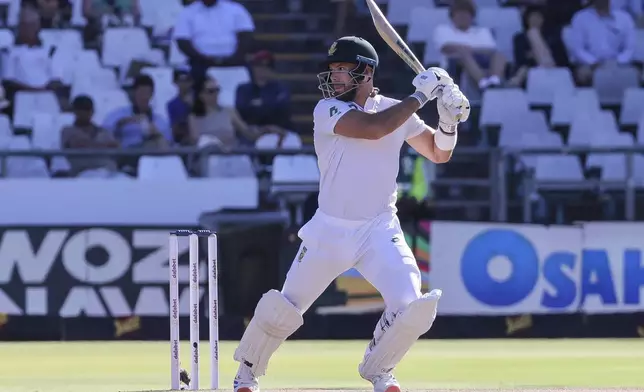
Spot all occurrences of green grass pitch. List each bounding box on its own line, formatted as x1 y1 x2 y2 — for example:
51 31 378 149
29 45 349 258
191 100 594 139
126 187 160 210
1 339 644 391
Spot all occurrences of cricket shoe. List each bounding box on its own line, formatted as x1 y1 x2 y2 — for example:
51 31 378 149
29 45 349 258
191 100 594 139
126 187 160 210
233 363 260 392
179 368 190 390
366 373 401 392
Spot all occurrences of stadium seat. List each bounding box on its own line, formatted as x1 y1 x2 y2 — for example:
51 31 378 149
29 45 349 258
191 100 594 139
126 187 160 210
255 132 303 150
586 154 627 181
551 88 600 128
0 29 14 49
54 49 103 86
40 29 83 53
101 28 153 68
407 7 448 43
69 0 87 26
499 111 561 148
477 7 522 62
592 65 640 105
534 155 584 181
475 0 499 6
271 155 320 187
70 67 120 99
386 0 433 25
138 156 189 179
479 88 529 128
633 29 644 63
619 88 644 127
13 91 61 129
90 90 131 124
206 155 255 178
206 67 251 108
5 136 50 178
568 111 629 146
149 0 184 37
169 40 188 67
526 67 575 107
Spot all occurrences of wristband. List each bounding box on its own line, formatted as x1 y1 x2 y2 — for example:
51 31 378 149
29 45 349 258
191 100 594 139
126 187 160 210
435 125 457 151
409 91 428 107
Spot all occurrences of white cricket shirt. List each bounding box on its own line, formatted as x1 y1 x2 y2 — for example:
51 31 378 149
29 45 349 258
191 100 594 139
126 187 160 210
313 94 429 221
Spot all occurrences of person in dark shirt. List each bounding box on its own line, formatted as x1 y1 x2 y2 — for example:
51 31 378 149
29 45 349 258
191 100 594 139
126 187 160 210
507 5 570 87
166 68 194 145
235 50 293 143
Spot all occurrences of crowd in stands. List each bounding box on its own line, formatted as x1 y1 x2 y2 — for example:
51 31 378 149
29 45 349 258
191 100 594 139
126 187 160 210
0 0 298 179
0 0 643 221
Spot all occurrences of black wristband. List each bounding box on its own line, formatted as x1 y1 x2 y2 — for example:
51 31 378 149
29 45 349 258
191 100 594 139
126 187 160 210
439 123 456 135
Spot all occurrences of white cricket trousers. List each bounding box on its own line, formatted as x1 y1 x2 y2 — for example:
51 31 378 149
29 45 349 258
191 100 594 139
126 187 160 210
281 209 422 314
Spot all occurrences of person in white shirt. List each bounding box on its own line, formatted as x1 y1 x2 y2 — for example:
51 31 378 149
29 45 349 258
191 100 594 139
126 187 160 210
3 7 63 93
433 0 507 90
568 0 636 85
227 36 469 392
173 0 254 90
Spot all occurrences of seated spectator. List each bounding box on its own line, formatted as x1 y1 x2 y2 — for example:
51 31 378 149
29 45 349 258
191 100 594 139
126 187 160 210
83 0 140 25
188 76 258 150
103 75 172 149
236 50 294 143
507 6 570 87
433 0 507 90
2 7 63 95
167 68 194 145
21 0 72 28
61 95 128 178
568 0 636 85
173 0 254 91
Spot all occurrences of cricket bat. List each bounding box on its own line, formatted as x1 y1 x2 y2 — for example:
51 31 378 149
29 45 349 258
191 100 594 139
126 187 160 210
365 0 426 75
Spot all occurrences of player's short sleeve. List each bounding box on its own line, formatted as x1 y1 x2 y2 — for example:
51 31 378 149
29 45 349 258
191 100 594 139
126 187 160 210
313 99 355 135
403 112 429 140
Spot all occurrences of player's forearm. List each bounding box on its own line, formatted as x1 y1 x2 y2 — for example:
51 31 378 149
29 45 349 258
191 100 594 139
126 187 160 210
365 97 421 139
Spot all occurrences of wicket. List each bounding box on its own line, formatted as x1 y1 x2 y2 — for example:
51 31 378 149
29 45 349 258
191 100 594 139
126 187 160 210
169 229 219 390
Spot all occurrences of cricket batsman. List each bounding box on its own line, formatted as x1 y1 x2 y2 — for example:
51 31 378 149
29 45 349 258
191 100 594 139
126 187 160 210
232 36 470 392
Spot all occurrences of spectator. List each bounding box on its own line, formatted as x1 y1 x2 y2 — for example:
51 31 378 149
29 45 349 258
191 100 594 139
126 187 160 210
433 0 507 90
27 0 72 28
173 0 255 91
236 50 293 143
83 0 140 25
612 0 644 25
188 76 257 150
61 95 128 178
2 7 63 94
568 0 636 85
103 75 172 149
167 68 194 146
507 6 570 87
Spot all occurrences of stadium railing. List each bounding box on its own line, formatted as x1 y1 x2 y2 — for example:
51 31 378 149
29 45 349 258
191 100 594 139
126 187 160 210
1 145 642 222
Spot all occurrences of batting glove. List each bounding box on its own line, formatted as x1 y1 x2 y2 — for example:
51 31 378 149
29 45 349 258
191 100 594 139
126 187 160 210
437 84 470 130
410 67 454 107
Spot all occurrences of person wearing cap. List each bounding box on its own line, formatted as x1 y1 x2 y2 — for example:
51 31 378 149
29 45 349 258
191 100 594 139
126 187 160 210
235 50 294 144
61 95 128 178
226 36 469 392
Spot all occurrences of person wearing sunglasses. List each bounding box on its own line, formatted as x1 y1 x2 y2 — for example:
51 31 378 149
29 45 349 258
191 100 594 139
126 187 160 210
187 76 258 150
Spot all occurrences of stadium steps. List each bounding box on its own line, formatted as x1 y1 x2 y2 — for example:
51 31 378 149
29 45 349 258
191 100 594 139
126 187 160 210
253 13 333 33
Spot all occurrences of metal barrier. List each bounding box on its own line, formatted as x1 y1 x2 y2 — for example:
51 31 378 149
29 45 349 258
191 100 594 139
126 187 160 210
1 145 642 222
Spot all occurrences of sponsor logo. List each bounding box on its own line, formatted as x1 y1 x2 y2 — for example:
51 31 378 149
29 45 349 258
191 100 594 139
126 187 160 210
0 228 207 317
